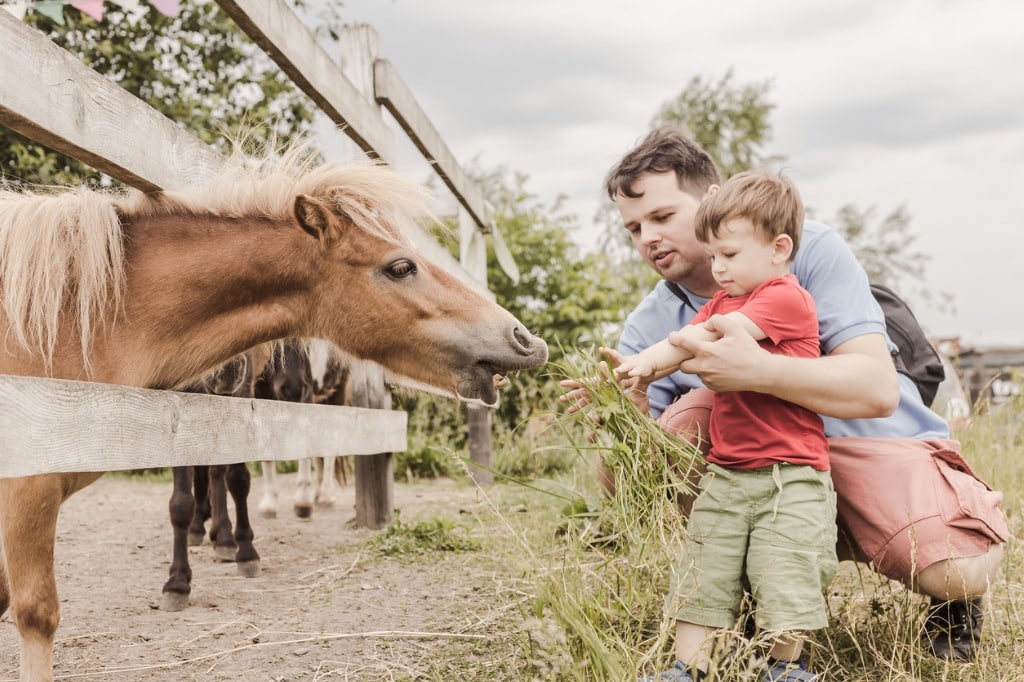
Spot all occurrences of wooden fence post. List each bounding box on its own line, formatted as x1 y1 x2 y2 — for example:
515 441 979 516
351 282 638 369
340 23 396 527
459 210 494 485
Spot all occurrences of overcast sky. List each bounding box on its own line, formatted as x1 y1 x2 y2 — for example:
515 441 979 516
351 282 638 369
332 0 1024 348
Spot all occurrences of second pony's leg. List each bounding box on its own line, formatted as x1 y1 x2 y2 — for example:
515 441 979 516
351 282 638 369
207 465 238 562
314 456 341 507
188 465 210 546
162 466 195 611
225 462 260 578
258 461 279 519
293 458 315 518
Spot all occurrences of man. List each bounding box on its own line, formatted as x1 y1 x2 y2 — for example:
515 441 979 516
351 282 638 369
562 125 1007 663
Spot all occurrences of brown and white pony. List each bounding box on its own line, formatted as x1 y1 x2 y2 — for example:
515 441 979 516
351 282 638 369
257 339 354 521
0 142 547 681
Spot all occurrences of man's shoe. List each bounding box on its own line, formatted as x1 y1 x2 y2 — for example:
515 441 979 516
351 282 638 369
764 659 817 681
924 596 983 661
638 660 696 682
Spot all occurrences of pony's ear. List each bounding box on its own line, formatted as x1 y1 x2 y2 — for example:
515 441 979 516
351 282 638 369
293 194 332 242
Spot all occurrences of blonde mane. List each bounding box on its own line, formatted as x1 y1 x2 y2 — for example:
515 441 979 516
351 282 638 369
0 137 432 366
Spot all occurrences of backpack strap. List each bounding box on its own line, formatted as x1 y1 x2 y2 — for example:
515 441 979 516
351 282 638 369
664 281 701 313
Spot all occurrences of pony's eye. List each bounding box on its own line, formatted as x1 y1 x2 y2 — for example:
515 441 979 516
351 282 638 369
386 258 417 279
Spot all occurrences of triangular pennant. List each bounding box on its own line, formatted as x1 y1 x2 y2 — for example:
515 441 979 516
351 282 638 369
147 0 177 17
71 0 104 21
35 0 66 24
109 0 139 9
0 2 29 18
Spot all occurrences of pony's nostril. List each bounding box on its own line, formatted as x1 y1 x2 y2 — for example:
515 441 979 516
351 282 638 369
513 326 532 351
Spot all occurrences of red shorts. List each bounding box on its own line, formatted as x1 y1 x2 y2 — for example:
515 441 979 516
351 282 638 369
658 389 1009 583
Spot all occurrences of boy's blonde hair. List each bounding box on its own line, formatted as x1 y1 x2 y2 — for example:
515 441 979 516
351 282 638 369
694 170 805 259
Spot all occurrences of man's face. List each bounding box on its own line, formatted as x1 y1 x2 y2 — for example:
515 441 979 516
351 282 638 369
616 171 719 295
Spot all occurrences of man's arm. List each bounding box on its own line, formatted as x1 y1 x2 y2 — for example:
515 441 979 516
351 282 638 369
672 315 899 419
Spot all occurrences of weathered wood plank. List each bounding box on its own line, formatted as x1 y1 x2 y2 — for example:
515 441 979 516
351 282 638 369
0 375 407 478
374 59 491 233
214 0 394 162
0 11 222 191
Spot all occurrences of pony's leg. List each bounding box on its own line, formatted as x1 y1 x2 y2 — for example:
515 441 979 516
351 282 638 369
188 465 211 546
257 461 279 519
161 466 195 612
315 456 340 507
225 463 260 578
207 465 238 561
293 458 315 518
0 476 66 682
337 455 349 486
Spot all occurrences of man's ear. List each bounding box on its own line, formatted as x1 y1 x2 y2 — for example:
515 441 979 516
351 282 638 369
704 184 721 198
772 234 794 263
293 194 333 242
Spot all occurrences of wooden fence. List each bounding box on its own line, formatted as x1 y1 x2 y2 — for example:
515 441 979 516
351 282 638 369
0 4 497 527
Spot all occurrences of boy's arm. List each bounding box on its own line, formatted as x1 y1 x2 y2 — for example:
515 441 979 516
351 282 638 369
619 317 749 382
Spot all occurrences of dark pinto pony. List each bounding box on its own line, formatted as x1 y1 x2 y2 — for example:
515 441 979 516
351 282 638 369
0 141 547 681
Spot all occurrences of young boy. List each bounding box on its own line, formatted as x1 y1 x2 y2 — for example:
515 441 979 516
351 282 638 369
616 170 834 682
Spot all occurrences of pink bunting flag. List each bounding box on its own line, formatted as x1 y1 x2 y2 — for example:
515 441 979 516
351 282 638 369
147 0 177 17
71 0 104 21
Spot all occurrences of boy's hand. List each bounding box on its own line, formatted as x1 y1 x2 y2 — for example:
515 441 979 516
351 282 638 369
601 347 652 413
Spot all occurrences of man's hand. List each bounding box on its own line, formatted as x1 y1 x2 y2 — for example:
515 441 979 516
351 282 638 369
671 314 772 393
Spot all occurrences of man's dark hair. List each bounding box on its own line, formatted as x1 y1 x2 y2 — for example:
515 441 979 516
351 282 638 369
604 125 722 201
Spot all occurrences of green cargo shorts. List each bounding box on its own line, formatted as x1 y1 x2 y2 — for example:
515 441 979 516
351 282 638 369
674 462 838 632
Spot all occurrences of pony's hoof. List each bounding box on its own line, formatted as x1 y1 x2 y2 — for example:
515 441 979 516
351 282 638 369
160 591 190 612
315 497 336 509
294 503 313 519
237 560 261 578
259 507 277 519
188 531 205 546
213 545 237 562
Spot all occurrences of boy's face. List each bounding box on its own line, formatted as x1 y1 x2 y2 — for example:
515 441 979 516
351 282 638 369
616 171 720 295
704 217 790 297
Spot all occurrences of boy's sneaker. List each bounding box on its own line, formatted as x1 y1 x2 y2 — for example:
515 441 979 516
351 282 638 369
765 659 817 682
923 596 983 661
638 660 696 682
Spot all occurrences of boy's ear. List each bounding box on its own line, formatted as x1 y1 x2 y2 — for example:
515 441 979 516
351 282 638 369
772 234 794 262
704 184 721 198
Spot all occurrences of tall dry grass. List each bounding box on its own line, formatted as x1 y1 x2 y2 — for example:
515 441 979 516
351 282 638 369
486 358 1023 681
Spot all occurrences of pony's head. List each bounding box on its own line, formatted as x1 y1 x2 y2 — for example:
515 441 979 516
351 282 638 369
287 166 547 405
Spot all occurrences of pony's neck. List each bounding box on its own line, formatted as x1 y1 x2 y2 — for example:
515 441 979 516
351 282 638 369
114 213 317 388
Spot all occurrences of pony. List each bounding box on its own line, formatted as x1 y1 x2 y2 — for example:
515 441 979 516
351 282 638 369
161 346 284 612
0 140 547 681
257 339 353 520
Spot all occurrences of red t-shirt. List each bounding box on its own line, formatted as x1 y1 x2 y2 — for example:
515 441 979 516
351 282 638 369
691 274 829 471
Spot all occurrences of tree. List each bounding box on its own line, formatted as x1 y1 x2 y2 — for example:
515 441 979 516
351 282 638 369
652 68 780 179
1 1 317 186
827 203 952 312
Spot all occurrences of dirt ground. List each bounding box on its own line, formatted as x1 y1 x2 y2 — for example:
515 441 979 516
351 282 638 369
0 472 513 681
